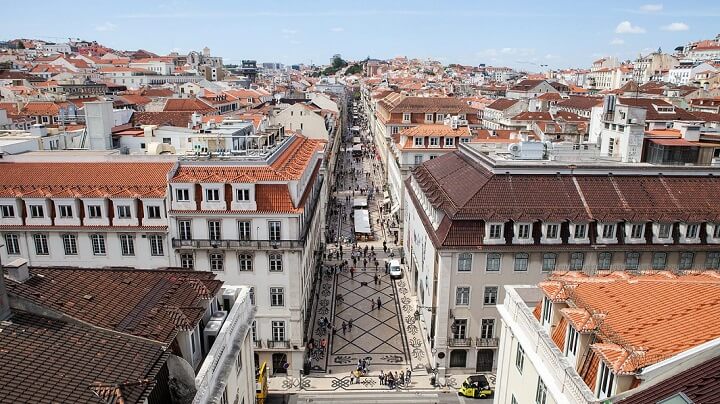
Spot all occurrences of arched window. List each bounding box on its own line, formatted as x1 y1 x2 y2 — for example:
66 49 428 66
570 252 584 270
458 253 472 272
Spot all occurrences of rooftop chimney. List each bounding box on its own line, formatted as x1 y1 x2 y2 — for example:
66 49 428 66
0 259 11 320
5 258 30 284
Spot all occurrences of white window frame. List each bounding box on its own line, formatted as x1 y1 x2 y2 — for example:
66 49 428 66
178 220 192 240
238 221 251 240
517 223 531 239
0 205 14 218
597 252 612 270
268 221 281 241
402 113 411 122
117 205 131 219
486 253 501 272
4 234 20 255
180 253 194 269
210 253 224 271
208 220 222 240
29 205 44 218
480 318 495 339
597 361 615 399
515 344 525 374
88 205 102 218
679 252 694 269
425 113 433 122
90 234 106 255
272 320 286 341
147 205 162 219
536 377 548 404
270 287 285 307
205 188 220 202
176 188 190 201
236 188 250 202
414 137 424 147
542 253 557 272
444 137 454 147
630 223 644 239
119 234 135 256
546 224 559 239
483 286 498 305
514 253 529 271
455 286 470 305
652 252 667 269
457 253 472 272
706 252 720 269
625 252 640 270
488 224 503 239
238 253 253 271
566 325 579 356
601 223 616 239
33 233 49 255
429 137 439 147
149 235 164 256
62 233 78 255
59 205 73 218
573 223 587 239
269 253 283 272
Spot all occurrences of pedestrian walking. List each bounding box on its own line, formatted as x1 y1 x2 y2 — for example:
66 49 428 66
406 368 412 384
348 318 353 331
342 321 347 335
400 371 405 386
373 274 378 285
351 266 355 279
377 297 382 310
379 370 385 385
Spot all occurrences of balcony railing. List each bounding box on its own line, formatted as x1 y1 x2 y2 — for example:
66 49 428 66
266 339 291 350
448 338 473 347
172 238 304 249
476 337 499 347
254 339 263 349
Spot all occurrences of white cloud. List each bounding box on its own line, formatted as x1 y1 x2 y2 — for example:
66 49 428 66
281 28 297 35
615 21 646 34
95 22 117 32
640 4 663 12
330 27 344 32
661 22 689 31
610 38 625 45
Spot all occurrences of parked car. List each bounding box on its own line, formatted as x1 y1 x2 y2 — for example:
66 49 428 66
458 375 494 399
388 259 402 279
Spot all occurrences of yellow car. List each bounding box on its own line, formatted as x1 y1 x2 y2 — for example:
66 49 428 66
458 375 494 399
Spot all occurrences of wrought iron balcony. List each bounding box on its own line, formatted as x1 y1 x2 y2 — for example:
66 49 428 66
448 338 473 347
476 337 499 347
254 339 263 349
265 339 291 349
172 238 304 249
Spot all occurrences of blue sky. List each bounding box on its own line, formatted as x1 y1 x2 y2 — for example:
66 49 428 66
2 1 719 69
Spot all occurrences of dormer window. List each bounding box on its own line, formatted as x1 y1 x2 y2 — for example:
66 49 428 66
546 224 559 239
236 188 250 201
30 205 44 218
59 205 73 218
0 205 14 218
714 224 720 239
445 137 455 147
176 188 190 202
414 137 424 147
117 205 131 219
601 224 616 239
459 113 466 120
517 224 530 239
630 223 644 239
597 361 615 399
436 113 444 121
206 188 220 201
489 224 503 239
658 223 671 239
425 113 433 122
403 113 411 122
573 224 587 239
686 224 699 239
429 137 439 147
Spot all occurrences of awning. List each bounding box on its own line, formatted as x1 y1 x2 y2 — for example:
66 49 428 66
354 209 372 234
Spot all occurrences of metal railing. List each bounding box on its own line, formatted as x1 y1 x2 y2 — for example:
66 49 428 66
254 339 263 349
476 337 499 347
172 238 304 249
266 339 291 349
448 338 473 347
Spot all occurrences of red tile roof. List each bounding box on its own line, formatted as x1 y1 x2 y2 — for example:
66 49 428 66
542 271 720 374
6 267 222 344
163 98 215 113
171 135 324 183
486 98 520 111
0 162 174 198
131 111 192 127
411 151 720 224
0 311 166 404
619 98 700 122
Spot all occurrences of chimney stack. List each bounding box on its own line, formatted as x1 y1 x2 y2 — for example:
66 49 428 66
6 258 30 284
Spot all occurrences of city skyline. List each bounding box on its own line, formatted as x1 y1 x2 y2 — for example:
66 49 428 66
2 0 719 69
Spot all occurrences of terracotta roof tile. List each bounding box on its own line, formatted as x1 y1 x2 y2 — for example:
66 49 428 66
0 311 166 404
0 162 173 199
5 267 221 344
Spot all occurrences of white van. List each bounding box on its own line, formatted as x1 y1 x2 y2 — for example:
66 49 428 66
388 259 402 279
